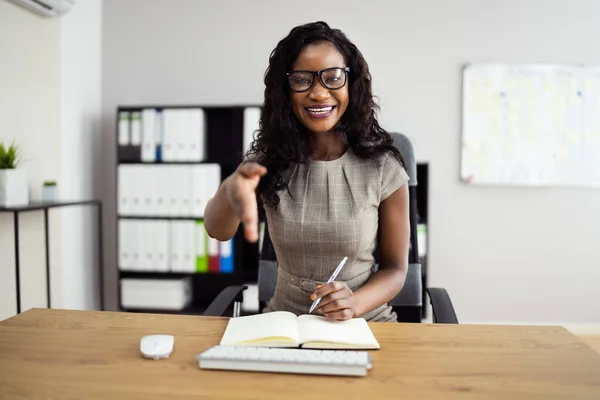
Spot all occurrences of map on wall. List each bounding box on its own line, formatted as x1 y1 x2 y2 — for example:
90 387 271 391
460 63 600 188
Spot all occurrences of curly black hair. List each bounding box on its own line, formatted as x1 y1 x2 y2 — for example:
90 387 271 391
246 21 404 209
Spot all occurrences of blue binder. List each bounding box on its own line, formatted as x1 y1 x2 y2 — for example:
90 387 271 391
219 237 234 273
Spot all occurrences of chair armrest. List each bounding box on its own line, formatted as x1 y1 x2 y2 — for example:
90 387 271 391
425 287 458 324
203 285 247 317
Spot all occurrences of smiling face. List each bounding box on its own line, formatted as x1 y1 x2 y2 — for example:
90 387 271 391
288 41 349 134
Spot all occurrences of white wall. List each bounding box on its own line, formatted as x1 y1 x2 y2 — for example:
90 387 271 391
0 1 62 320
101 0 600 327
0 0 103 320
59 0 103 310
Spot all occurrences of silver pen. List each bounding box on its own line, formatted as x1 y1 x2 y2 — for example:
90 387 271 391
309 256 348 314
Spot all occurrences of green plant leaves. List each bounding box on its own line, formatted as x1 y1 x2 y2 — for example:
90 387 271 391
0 141 20 169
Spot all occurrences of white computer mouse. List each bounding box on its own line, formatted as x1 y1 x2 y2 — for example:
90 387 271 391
140 334 174 360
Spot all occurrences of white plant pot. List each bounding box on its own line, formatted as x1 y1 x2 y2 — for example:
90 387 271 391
43 185 58 203
0 169 29 207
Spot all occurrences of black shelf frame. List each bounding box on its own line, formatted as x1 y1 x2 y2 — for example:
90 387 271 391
118 215 205 221
120 270 221 279
118 161 221 165
0 200 104 314
416 162 429 318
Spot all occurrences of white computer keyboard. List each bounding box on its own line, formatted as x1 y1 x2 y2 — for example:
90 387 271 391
196 346 373 377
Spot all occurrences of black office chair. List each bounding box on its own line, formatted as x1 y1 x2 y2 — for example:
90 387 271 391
204 133 458 324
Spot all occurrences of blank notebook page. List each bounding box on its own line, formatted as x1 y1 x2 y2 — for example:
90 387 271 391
297 315 380 347
220 311 299 345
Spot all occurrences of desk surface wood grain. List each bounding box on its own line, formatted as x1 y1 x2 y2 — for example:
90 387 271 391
1 308 599 399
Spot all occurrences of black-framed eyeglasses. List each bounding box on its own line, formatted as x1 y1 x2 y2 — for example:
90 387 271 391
286 67 350 92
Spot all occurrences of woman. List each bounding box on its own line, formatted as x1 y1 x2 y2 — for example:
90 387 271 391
204 21 410 322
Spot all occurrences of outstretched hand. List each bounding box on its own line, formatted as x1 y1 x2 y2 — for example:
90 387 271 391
224 162 267 243
311 282 356 321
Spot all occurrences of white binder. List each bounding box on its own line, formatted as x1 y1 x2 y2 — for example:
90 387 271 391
138 165 154 216
180 221 196 273
129 165 143 216
174 110 187 161
140 220 153 271
170 220 195 273
128 220 139 270
130 111 142 146
190 164 221 217
191 165 205 217
162 108 206 161
156 166 169 216
179 166 193 216
156 220 170 272
132 219 143 270
186 108 206 162
144 165 159 215
117 166 131 216
141 108 157 162
147 220 169 272
118 111 130 146
165 166 179 216
170 220 181 272
162 109 177 161
118 219 131 270
120 277 192 310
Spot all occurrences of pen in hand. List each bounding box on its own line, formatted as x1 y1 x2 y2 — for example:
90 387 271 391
309 256 348 314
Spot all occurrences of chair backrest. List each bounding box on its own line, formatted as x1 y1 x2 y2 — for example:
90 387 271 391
257 133 423 322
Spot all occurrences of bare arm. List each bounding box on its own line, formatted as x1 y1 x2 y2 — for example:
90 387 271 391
204 162 266 243
352 183 410 316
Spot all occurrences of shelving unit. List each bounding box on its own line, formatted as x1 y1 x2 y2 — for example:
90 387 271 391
115 105 261 315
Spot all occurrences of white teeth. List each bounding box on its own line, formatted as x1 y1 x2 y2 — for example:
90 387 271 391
307 106 333 113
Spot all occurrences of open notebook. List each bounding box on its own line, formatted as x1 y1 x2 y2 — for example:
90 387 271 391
219 311 380 350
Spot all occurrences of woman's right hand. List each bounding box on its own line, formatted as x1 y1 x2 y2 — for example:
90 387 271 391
223 162 267 243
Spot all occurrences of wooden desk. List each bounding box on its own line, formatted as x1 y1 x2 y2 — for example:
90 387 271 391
1 309 599 399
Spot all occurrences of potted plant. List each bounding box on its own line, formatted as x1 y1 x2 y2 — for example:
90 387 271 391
43 180 58 203
0 141 29 207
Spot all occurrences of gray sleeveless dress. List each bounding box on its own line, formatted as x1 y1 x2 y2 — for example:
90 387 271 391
262 148 410 322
